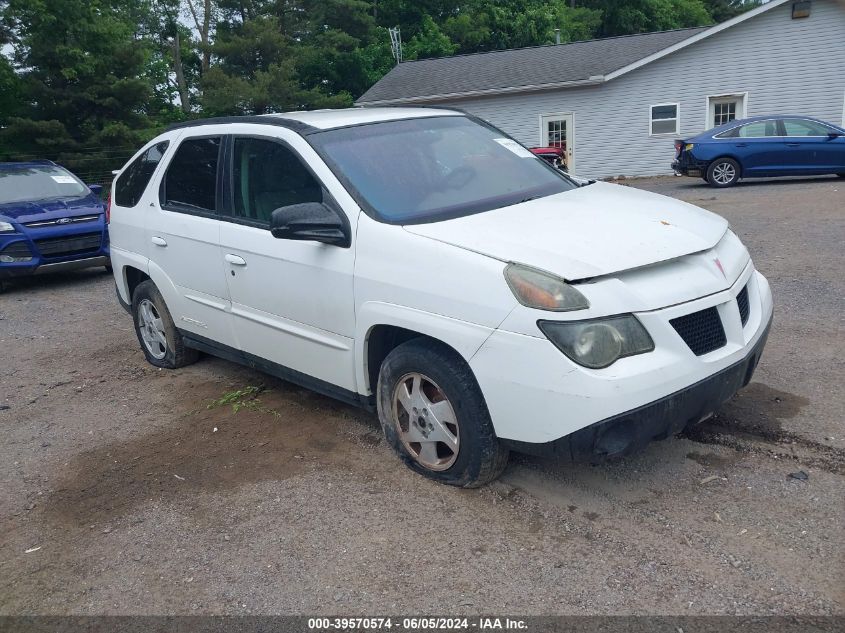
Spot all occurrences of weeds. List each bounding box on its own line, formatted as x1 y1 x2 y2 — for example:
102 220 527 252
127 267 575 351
207 385 265 413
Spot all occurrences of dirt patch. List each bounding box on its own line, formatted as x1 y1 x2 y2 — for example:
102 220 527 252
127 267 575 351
42 383 371 528
681 382 845 474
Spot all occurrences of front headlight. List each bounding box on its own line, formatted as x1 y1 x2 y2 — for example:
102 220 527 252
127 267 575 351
0 220 16 233
504 263 589 311
538 315 654 369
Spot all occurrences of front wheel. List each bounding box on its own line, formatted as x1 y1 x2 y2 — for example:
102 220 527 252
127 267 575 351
377 339 508 487
706 158 741 187
131 280 198 369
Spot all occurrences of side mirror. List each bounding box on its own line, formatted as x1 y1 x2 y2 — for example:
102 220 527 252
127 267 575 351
88 184 103 196
270 202 350 247
827 131 843 139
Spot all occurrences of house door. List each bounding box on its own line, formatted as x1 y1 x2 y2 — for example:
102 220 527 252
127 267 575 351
540 113 574 173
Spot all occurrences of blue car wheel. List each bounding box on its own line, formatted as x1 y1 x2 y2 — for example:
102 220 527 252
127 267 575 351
706 157 741 188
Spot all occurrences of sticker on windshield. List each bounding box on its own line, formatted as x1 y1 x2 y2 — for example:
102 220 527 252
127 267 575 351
51 175 77 184
493 138 534 158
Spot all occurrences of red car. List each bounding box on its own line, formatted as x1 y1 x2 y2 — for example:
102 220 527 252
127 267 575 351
530 146 566 171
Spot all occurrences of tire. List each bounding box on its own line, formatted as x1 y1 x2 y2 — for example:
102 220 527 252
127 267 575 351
377 338 508 487
131 280 198 369
706 157 741 187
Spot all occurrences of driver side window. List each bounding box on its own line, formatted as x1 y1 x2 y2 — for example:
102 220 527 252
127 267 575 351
232 137 322 226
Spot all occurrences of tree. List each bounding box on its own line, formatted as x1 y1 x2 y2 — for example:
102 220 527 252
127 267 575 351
703 0 761 23
201 7 353 115
0 0 160 180
585 0 713 37
405 15 457 59
184 0 215 74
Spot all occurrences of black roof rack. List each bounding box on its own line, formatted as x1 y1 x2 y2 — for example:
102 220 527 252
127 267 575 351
165 115 317 134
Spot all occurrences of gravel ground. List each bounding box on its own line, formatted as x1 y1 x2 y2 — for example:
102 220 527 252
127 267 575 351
0 175 843 615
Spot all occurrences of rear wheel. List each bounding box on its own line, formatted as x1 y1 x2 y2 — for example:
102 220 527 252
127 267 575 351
377 339 508 487
131 280 198 369
706 158 741 187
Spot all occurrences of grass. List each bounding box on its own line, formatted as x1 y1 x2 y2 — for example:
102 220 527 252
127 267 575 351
207 385 283 418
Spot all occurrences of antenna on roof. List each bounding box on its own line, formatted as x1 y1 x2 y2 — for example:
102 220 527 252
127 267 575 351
389 27 403 64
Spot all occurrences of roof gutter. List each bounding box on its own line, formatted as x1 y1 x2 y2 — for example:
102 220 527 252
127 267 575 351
356 76 605 106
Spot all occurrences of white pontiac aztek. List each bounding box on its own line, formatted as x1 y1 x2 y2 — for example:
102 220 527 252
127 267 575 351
109 107 773 487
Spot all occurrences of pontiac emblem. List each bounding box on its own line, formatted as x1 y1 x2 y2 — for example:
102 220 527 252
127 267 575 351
714 257 727 279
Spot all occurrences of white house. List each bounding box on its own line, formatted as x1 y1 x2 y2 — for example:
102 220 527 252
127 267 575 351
356 0 845 179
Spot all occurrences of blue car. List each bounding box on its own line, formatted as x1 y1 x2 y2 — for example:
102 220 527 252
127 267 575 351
0 160 110 290
672 115 845 187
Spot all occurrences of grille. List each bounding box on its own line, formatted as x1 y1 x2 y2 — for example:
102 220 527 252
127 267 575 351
0 241 33 258
34 232 101 258
670 306 727 356
24 215 100 228
736 284 750 326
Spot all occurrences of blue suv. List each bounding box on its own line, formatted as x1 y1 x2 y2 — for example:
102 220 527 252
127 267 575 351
0 160 110 288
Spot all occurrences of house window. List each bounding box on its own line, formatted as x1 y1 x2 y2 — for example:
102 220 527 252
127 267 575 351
546 119 567 148
714 101 736 126
707 94 747 129
650 103 679 135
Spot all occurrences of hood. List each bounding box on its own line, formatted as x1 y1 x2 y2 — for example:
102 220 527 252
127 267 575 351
404 181 728 280
0 194 104 224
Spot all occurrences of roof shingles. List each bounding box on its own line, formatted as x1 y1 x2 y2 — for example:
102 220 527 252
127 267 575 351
357 27 707 104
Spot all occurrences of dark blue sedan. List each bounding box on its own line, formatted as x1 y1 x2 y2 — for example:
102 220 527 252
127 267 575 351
672 115 845 187
0 160 109 290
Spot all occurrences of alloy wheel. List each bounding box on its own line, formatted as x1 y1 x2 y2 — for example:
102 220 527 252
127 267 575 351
712 161 736 185
138 298 167 360
391 372 460 471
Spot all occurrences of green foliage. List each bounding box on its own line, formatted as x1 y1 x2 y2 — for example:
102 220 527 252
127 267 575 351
207 385 265 413
586 0 714 37
703 0 761 23
405 15 458 60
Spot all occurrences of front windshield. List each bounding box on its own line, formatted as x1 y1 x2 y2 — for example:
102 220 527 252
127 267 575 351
0 165 88 204
309 115 576 224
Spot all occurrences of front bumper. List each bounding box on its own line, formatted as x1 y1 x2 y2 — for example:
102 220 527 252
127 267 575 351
503 313 770 460
0 225 109 279
470 268 774 453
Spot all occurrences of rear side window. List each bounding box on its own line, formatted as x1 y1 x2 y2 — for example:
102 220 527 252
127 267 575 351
232 137 322 225
114 141 169 207
783 119 833 136
737 121 778 138
716 121 779 138
161 137 221 214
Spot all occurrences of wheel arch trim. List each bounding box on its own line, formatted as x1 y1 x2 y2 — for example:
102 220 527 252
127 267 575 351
355 302 495 396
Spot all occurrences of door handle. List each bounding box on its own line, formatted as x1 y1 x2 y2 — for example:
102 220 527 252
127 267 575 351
151 236 167 247
786 142 801 147
735 143 748 147
224 254 247 266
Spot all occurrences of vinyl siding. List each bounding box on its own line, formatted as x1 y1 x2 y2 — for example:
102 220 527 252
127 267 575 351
431 0 845 179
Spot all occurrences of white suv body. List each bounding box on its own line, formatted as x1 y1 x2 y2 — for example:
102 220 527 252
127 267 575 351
109 108 773 486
